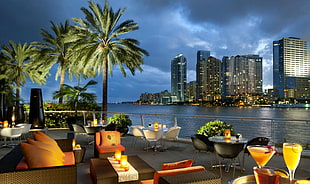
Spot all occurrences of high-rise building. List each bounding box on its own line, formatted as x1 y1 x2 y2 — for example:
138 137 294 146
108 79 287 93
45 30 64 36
196 50 211 102
196 56 222 102
171 54 187 102
222 55 263 99
273 37 310 99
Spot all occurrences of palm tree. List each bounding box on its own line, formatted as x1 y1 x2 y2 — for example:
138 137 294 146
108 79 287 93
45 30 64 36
53 80 97 119
0 41 49 106
32 20 82 103
68 0 149 121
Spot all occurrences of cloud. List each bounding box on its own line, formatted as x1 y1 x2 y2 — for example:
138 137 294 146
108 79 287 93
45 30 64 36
3 0 310 102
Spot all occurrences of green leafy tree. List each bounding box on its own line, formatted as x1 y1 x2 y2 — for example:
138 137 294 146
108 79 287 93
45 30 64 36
53 80 98 118
32 20 81 103
67 0 149 121
0 41 49 106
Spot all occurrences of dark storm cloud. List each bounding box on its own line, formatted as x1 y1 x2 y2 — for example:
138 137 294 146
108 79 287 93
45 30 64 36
1 0 310 102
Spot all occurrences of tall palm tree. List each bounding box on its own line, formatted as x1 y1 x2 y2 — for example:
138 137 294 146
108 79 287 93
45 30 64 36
32 20 81 103
53 80 97 118
68 0 149 121
1 41 49 106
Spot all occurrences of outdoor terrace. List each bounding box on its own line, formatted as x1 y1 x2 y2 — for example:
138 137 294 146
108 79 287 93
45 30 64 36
1 128 309 184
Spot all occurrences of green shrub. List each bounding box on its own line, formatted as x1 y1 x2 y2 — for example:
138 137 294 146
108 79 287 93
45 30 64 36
197 120 234 137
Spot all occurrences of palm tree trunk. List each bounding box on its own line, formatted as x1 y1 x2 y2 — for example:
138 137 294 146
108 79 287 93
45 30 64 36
58 67 66 104
102 56 108 122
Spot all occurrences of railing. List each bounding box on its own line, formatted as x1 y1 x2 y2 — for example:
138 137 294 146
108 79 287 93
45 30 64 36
26 110 310 147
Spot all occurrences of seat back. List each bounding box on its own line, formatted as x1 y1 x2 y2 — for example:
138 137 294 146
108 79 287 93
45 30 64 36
72 124 86 134
0 128 13 137
214 142 244 159
191 136 208 151
131 126 144 137
165 126 181 140
16 124 32 134
143 129 163 141
244 137 269 154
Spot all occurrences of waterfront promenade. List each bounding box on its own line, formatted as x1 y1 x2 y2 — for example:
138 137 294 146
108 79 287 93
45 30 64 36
1 128 309 184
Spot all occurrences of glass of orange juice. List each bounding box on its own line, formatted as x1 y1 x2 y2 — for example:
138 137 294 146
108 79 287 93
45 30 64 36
247 145 276 168
283 143 303 182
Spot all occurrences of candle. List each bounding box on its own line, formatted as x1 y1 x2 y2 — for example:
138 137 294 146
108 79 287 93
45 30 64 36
120 155 129 171
72 139 76 148
154 122 159 131
94 119 98 126
224 129 231 139
114 150 121 162
3 121 8 128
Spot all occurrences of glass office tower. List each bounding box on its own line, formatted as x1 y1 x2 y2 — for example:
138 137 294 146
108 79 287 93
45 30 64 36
196 50 211 102
222 55 263 98
273 37 310 99
171 54 187 102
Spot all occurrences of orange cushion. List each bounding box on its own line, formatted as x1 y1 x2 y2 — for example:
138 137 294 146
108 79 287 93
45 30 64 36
153 166 205 184
139 179 154 184
27 138 64 161
161 160 193 170
63 152 75 165
20 142 64 168
33 131 65 157
15 157 29 170
100 131 120 146
96 144 125 153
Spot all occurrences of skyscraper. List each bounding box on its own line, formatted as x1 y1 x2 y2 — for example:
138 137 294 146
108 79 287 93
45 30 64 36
273 37 310 99
196 50 211 102
222 55 263 99
171 54 187 102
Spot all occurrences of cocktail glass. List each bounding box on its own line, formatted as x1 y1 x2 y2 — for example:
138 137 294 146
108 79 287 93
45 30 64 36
283 143 303 182
247 145 276 168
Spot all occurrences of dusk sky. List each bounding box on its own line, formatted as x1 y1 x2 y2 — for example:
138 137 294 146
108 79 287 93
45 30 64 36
1 0 310 103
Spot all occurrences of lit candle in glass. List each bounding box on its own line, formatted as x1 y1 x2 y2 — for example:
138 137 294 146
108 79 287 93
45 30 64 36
3 121 8 128
224 129 231 139
72 139 76 149
120 155 129 171
154 122 159 131
114 150 122 162
94 119 98 126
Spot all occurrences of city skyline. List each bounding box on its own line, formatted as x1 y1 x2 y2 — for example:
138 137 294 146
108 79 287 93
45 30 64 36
2 0 310 103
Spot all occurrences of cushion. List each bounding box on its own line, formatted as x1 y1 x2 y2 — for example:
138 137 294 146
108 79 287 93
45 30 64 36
63 152 75 165
27 138 64 161
96 144 125 153
100 131 120 147
154 166 206 184
33 131 65 157
20 142 64 168
161 160 193 170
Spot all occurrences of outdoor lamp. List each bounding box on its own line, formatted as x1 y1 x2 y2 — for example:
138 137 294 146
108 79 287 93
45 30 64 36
114 150 121 162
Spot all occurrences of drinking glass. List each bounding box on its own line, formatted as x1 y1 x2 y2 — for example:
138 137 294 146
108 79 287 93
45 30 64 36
247 145 276 168
283 143 303 182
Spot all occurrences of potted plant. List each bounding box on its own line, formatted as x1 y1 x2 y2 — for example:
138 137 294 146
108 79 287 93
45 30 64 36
197 119 234 137
193 120 234 151
107 113 132 136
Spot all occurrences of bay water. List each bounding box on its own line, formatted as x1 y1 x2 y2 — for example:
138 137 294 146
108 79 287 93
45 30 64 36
108 104 310 146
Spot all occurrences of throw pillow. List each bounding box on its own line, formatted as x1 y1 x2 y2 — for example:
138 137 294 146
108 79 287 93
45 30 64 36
20 142 63 168
27 138 64 161
100 131 120 146
161 160 193 170
33 131 65 157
